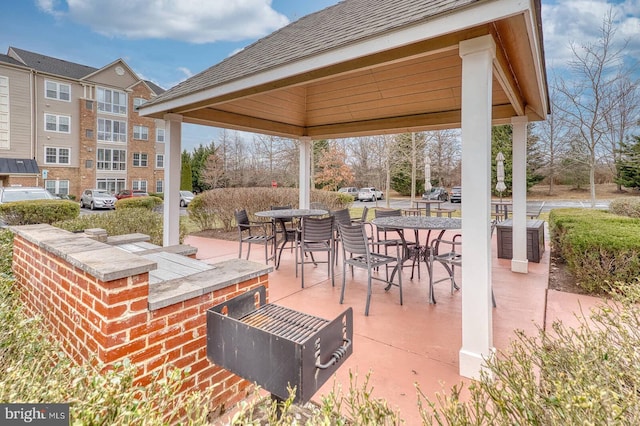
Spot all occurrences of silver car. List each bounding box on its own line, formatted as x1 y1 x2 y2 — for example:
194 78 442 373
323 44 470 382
80 189 117 210
180 190 195 207
0 186 56 203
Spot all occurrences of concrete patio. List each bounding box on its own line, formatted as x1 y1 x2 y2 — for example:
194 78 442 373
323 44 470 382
185 227 603 424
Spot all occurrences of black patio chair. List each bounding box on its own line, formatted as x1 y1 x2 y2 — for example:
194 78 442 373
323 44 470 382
234 208 274 264
338 222 402 316
296 216 335 288
373 208 419 278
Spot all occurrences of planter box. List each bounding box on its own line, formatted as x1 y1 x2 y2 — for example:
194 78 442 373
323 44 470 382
496 219 545 263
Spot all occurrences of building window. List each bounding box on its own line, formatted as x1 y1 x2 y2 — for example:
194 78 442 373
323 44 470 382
45 80 70 101
45 147 70 165
132 152 148 167
45 114 70 133
97 87 127 115
85 99 93 110
156 128 165 142
97 118 126 142
156 180 163 193
0 75 9 149
96 178 126 194
133 125 149 140
97 148 126 170
133 97 146 109
132 180 147 191
85 159 93 169
156 154 164 168
85 129 94 139
45 180 69 196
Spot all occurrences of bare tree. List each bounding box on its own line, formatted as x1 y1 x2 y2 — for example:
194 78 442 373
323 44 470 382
424 129 461 187
604 76 640 190
554 10 631 206
533 77 572 194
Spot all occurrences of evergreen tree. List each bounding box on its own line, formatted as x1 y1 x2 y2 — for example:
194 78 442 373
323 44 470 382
180 150 193 191
615 135 640 189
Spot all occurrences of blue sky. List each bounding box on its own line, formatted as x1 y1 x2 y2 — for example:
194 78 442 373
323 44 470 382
1 0 638 151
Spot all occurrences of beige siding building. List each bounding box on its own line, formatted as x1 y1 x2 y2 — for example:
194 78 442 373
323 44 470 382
0 47 166 198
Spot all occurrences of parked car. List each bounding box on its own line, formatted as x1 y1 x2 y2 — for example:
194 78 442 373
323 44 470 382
357 187 383 202
422 187 449 201
180 190 195 207
115 189 149 199
0 186 56 204
449 186 462 203
80 189 117 210
338 187 359 196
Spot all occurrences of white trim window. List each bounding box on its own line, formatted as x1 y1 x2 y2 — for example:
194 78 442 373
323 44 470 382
132 180 147 191
156 128 165 142
156 180 163 193
133 125 149 140
45 114 70 133
133 97 146 109
45 147 70 165
0 75 9 149
45 180 69 196
45 80 70 101
97 178 126 193
156 154 164 168
97 148 126 170
97 87 127 115
132 152 148 167
98 118 127 142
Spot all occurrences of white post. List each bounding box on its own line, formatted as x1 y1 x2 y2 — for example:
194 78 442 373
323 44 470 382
299 136 312 208
511 116 529 273
163 113 182 246
458 35 496 379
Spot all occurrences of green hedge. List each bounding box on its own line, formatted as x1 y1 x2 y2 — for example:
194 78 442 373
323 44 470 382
54 208 187 245
0 199 79 226
549 208 640 294
188 187 353 232
115 195 163 210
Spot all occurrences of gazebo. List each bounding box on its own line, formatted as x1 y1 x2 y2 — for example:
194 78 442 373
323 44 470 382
139 0 549 379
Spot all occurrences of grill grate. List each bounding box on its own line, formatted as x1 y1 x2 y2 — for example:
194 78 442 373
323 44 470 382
240 304 329 344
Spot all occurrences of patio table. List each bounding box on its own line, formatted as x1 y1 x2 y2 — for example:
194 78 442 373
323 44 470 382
491 200 512 221
412 199 445 216
372 216 462 283
255 208 328 269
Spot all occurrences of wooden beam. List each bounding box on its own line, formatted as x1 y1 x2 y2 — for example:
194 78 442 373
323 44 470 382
491 25 525 116
183 108 305 138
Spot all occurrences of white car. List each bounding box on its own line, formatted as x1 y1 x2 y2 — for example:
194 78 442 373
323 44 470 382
180 190 195 207
0 186 56 204
357 187 383 202
80 189 117 210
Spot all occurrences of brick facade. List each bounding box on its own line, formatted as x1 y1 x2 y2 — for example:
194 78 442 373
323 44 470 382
11 225 268 415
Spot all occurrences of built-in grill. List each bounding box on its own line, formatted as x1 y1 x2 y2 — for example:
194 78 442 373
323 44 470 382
207 286 353 402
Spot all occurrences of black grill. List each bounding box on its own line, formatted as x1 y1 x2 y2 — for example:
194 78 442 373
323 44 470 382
207 286 353 402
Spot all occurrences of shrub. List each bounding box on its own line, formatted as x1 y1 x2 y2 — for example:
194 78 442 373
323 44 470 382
419 286 640 425
0 199 79 226
55 208 188 245
148 192 164 200
115 195 163 210
188 187 352 232
549 208 640 294
609 197 640 218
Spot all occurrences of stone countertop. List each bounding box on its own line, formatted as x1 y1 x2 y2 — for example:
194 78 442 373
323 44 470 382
148 259 272 310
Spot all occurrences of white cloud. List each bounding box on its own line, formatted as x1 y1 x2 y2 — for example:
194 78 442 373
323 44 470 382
44 0 289 43
177 67 193 79
542 0 640 69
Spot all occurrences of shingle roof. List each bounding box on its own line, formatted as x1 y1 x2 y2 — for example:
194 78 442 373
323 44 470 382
146 0 478 107
0 158 39 174
144 80 165 95
0 53 27 68
9 47 98 80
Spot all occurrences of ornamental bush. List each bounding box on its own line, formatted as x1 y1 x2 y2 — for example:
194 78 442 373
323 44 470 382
609 197 640 218
0 199 79 226
115 195 163 210
549 208 640 294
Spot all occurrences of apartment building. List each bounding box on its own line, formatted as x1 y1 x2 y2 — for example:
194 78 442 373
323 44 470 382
0 47 166 198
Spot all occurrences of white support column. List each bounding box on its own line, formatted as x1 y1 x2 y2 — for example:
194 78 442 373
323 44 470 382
458 35 496 379
299 137 312 208
163 113 183 246
511 116 529 273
